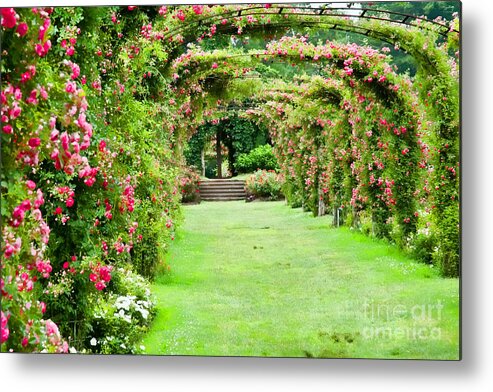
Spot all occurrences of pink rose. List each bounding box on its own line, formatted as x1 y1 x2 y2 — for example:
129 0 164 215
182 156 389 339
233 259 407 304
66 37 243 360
21 71 32 83
10 104 21 119
44 319 59 337
176 9 185 22
16 22 28 36
2 124 13 134
20 199 32 211
65 81 76 94
39 86 48 100
66 197 74 207
1 8 17 29
84 177 96 187
35 43 46 57
50 129 59 141
1 311 9 343
38 18 50 41
28 137 41 148
192 5 204 15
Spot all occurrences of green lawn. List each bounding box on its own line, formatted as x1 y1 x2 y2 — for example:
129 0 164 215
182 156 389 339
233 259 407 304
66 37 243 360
142 201 459 359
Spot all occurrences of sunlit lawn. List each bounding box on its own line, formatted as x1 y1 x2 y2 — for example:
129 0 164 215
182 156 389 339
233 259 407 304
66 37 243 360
142 201 459 359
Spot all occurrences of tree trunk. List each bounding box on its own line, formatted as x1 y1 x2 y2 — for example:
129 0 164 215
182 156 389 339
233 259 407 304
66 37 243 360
201 148 205 177
216 130 222 178
318 186 326 217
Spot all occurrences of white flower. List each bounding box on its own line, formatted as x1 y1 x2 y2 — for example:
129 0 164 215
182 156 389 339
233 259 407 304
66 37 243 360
90 337 97 346
114 308 132 323
69 346 77 353
139 308 149 320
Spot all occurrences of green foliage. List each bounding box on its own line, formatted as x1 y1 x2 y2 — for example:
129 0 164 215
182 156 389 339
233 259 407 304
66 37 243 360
372 1 459 21
185 116 269 176
130 199 165 279
432 204 460 277
184 125 216 170
411 232 436 265
282 178 304 209
235 144 279 173
228 117 270 158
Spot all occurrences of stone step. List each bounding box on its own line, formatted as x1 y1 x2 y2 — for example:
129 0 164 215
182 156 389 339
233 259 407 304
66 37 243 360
200 188 245 194
200 185 244 189
200 187 245 192
200 188 246 193
199 182 245 187
201 196 246 201
200 192 246 198
198 179 246 202
199 183 245 187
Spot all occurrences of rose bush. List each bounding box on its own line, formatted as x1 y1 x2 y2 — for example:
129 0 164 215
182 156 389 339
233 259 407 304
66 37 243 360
245 170 285 201
179 166 201 203
1 6 179 353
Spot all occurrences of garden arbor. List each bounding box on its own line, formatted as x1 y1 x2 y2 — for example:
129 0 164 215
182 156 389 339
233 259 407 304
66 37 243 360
157 5 459 276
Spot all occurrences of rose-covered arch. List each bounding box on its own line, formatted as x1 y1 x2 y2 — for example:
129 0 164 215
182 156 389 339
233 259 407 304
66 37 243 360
152 6 459 275
156 4 457 51
151 5 458 275
164 38 426 241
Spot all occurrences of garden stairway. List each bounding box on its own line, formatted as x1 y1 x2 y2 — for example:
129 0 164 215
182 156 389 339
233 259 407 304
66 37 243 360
199 179 246 201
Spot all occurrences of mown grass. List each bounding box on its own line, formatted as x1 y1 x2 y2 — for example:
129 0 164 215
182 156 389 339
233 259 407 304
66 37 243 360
142 201 459 359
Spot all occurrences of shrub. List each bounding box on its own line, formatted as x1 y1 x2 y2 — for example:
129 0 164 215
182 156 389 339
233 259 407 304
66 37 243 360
179 166 201 203
245 170 284 200
410 231 436 264
432 204 460 277
282 179 303 208
85 267 156 354
235 144 279 173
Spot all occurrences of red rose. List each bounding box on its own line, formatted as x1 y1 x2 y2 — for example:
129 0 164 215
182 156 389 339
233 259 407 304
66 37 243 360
1 8 17 29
